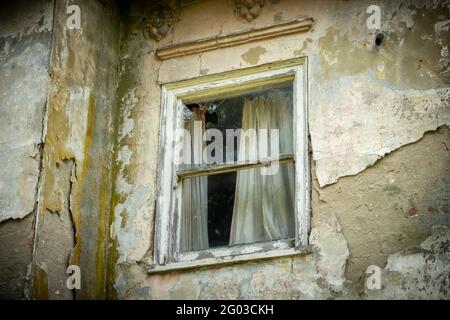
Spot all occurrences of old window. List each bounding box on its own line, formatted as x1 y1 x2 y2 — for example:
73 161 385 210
152 58 310 272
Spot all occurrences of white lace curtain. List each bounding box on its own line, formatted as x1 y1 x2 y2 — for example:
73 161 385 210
229 90 295 245
181 90 295 251
180 109 209 252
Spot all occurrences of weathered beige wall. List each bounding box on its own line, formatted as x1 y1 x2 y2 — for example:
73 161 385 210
0 0 54 299
0 0 448 300
0 0 122 300
110 0 449 299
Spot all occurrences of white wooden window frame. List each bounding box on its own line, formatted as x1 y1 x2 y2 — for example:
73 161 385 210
150 58 311 273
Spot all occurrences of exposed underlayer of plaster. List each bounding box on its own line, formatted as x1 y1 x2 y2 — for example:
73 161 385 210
311 84 450 186
30 0 121 299
365 225 450 299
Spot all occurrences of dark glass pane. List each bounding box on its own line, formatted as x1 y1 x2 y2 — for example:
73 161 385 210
207 171 236 247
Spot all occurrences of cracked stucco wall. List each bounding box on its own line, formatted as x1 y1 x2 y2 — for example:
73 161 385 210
0 0 448 300
31 0 121 300
0 0 122 300
0 0 54 299
314 126 450 291
110 0 449 299
365 225 450 299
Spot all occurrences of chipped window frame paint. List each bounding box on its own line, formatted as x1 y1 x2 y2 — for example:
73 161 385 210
151 58 311 272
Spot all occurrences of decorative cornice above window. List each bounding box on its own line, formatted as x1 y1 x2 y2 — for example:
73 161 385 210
234 0 265 22
156 17 314 60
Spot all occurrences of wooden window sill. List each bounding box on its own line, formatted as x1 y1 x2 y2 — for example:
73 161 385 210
145 244 315 274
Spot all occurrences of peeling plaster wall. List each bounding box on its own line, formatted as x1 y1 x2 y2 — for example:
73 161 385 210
314 126 450 288
365 225 450 299
31 0 121 300
0 0 448 300
110 0 450 299
0 0 54 299
0 0 122 300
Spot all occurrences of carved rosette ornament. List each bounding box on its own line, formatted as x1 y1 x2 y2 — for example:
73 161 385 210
234 0 265 22
144 5 175 41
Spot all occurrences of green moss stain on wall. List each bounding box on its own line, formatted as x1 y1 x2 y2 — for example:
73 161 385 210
32 264 49 300
32 0 122 300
